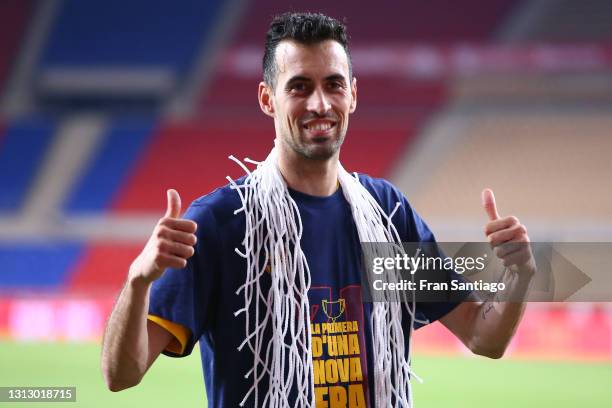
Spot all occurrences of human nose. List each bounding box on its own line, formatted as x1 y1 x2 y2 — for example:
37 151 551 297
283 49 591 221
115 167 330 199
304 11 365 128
306 88 331 115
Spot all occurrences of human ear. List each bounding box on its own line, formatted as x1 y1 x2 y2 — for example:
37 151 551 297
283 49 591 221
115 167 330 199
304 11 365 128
258 82 275 118
349 77 357 113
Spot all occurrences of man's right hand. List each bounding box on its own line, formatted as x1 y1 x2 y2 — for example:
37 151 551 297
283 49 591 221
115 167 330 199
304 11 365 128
129 189 198 284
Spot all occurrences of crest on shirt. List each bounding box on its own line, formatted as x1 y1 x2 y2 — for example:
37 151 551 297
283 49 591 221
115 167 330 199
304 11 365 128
321 298 346 322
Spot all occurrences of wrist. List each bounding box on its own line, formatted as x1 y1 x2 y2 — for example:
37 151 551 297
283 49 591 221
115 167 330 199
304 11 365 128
127 264 155 289
518 259 537 280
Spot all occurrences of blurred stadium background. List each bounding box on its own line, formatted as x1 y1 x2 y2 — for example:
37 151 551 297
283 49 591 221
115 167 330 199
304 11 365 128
0 0 611 407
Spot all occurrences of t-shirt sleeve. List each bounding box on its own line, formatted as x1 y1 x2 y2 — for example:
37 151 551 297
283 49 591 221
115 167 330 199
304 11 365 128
147 203 220 357
392 188 472 328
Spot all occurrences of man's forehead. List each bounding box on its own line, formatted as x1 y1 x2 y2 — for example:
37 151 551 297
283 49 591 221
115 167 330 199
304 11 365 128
274 40 350 80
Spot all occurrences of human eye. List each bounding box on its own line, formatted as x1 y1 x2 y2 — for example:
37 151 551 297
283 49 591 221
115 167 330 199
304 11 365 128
327 80 346 91
287 81 308 94
293 83 306 91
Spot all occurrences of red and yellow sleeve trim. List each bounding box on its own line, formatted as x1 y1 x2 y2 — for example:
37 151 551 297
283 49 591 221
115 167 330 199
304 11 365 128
147 314 191 355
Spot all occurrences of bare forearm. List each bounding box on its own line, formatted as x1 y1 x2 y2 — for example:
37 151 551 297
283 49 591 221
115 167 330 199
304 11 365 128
470 268 533 357
99 190 197 391
442 189 536 358
101 273 152 391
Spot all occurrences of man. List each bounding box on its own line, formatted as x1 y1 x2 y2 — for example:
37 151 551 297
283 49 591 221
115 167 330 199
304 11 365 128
101 12 535 407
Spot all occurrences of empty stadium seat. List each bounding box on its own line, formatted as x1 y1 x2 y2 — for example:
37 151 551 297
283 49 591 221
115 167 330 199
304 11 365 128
0 117 57 212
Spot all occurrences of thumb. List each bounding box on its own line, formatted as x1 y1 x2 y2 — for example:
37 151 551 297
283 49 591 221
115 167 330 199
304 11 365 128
165 189 181 218
481 188 500 221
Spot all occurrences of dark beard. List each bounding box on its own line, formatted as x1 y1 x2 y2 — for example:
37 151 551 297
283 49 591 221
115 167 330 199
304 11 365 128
286 132 345 161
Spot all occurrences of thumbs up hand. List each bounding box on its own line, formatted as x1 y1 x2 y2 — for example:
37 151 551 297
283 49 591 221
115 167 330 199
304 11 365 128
129 189 198 284
482 189 535 277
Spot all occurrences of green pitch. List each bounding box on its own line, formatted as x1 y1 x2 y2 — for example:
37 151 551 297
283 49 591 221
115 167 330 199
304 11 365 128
0 341 610 407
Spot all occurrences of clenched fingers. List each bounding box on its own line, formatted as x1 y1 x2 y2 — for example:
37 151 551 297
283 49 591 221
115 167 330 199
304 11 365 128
156 225 197 246
159 217 197 233
156 238 195 259
484 216 519 236
488 223 527 247
155 253 188 270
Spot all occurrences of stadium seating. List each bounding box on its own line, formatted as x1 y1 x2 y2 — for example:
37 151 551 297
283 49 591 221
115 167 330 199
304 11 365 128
67 243 143 294
518 0 612 41
401 112 612 224
0 117 57 212
0 243 82 290
230 0 516 44
113 119 274 212
63 117 156 213
41 0 220 71
36 0 224 108
0 0 33 95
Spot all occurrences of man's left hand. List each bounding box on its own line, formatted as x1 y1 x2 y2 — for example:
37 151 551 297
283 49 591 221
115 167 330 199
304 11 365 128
482 188 536 278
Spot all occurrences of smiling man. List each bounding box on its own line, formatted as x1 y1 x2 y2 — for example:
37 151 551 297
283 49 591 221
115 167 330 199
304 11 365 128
262 39 353 161
101 12 536 408
258 18 357 197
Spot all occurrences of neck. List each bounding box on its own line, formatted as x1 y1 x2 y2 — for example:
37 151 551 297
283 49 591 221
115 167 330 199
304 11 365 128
276 144 339 197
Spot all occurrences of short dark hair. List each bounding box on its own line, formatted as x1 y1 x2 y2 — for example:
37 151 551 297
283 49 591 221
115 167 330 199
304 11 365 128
263 12 352 89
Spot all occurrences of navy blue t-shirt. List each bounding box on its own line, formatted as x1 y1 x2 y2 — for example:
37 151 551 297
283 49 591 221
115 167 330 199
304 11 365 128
149 175 464 407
